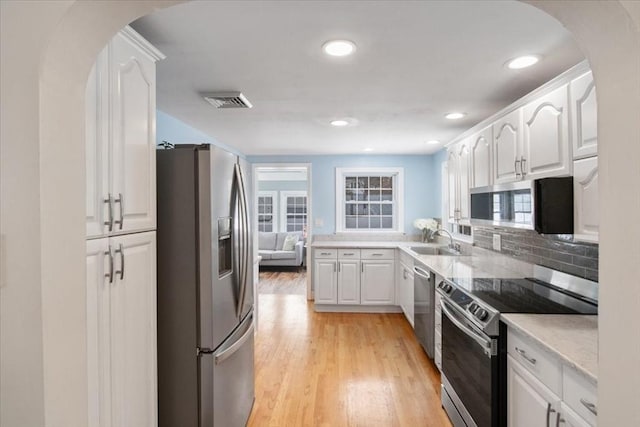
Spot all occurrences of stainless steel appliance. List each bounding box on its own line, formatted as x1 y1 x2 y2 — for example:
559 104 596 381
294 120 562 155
438 266 598 427
470 177 573 233
156 144 254 427
413 261 435 358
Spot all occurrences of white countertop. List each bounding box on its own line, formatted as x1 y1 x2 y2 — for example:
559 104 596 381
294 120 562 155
310 239 598 381
501 314 598 382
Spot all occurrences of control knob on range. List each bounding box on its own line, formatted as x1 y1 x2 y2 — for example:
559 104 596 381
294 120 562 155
468 303 478 314
475 308 489 321
443 283 453 293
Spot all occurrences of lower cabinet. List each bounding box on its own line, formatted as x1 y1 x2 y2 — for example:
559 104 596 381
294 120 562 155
507 327 597 427
313 248 395 307
397 261 414 327
86 231 157 427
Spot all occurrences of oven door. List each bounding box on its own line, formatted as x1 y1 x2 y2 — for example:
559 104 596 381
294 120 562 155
441 300 500 427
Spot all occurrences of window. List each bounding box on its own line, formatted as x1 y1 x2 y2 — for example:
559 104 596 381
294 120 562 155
280 191 308 232
257 191 277 232
335 168 404 232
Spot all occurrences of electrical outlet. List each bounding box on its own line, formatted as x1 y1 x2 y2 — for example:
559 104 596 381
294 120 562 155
314 218 324 227
493 234 501 252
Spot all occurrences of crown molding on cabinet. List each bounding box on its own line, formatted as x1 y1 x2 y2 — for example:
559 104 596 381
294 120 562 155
120 25 166 62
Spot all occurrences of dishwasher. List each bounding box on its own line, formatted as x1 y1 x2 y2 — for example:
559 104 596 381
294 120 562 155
413 260 435 358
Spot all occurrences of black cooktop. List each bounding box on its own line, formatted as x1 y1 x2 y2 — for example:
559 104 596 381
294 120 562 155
448 277 598 315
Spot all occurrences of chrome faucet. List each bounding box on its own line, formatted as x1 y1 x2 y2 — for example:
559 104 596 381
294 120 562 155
429 228 460 252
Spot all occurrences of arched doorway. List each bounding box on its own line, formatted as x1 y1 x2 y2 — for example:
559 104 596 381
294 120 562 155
2 1 638 425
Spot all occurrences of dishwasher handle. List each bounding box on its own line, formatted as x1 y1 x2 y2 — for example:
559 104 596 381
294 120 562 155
413 266 431 280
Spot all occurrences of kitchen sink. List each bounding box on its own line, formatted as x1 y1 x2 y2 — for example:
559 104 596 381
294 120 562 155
409 246 463 256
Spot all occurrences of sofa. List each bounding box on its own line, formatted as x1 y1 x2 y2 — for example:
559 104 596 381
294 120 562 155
258 231 304 267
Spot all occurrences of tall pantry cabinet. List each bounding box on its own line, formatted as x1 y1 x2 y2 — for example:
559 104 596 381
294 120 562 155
85 26 164 427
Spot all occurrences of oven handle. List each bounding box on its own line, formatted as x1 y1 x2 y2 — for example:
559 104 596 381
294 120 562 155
440 300 493 356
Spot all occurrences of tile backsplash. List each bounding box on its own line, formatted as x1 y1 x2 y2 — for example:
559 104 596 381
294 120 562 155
473 226 598 282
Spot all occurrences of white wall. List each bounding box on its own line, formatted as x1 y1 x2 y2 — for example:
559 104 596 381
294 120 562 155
0 1 638 426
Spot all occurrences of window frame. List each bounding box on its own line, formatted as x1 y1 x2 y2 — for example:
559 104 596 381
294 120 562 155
279 190 308 233
257 191 278 232
335 167 404 233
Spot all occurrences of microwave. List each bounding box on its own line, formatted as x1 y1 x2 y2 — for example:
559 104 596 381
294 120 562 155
470 177 574 234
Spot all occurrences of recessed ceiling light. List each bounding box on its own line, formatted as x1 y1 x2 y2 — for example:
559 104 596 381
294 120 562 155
445 112 466 120
426 140 441 145
330 119 350 127
363 147 374 152
322 40 356 57
506 55 541 70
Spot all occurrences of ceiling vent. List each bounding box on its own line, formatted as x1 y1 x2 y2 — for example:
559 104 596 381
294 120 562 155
202 92 253 109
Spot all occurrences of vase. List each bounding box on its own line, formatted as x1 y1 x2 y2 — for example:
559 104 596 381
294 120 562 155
421 229 430 243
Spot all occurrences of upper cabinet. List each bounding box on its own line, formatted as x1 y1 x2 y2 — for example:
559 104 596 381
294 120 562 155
447 141 471 225
493 109 522 184
570 71 598 159
573 157 599 242
522 84 571 180
470 126 493 188
86 27 165 238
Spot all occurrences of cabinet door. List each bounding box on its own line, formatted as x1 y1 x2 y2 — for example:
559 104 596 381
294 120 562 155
361 260 395 305
338 260 360 304
110 32 157 234
457 142 471 223
110 231 157 427
470 127 492 188
493 109 521 184
573 157 599 241
404 268 414 327
86 48 110 238
557 402 592 427
570 72 598 160
314 259 337 304
522 85 571 179
507 355 561 427
447 149 458 223
86 238 112 427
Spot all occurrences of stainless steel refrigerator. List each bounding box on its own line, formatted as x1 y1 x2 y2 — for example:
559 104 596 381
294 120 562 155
156 144 254 427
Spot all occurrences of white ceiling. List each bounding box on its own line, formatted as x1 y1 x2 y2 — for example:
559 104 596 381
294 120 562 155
131 0 584 156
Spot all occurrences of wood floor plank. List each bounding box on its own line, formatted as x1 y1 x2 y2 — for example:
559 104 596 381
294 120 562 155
248 291 452 427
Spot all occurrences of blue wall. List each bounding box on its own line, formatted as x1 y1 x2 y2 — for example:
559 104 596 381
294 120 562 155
156 110 243 156
258 180 307 192
430 148 448 218
248 154 443 235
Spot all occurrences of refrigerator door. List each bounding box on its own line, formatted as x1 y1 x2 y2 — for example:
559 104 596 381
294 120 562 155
237 157 254 321
198 146 240 352
199 311 255 427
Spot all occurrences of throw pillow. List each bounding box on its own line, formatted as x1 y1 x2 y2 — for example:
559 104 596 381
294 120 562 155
282 234 299 251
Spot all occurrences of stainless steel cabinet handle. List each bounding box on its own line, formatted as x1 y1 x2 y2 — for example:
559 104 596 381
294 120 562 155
515 347 537 365
343 252 355 256
556 411 564 426
580 398 598 415
546 403 556 427
372 253 383 256
114 243 124 280
403 269 408 280
515 159 521 177
338 262 341 273
103 194 114 231
104 247 114 283
333 262 336 272
520 156 527 177
361 262 364 273
320 252 332 256
114 193 123 230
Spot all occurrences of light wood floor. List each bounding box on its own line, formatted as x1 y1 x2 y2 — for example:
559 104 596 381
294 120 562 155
258 269 307 295
247 293 452 426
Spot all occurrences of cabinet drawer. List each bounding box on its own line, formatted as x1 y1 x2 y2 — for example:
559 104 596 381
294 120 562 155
338 249 361 259
398 250 413 266
361 249 395 260
563 367 597 426
508 328 562 395
314 248 337 259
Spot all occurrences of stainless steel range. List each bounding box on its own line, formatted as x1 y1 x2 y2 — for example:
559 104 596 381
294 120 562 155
437 265 598 427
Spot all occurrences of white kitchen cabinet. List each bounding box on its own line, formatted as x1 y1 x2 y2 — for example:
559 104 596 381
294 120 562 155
447 141 470 224
493 109 522 184
314 258 338 304
361 260 395 305
573 157 599 242
570 71 598 160
86 231 157 427
522 84 571 179
557 402 592 427
470 126 493 188
86 27 164 238
507 354 561 427
397 261 414 327
338 259 360 304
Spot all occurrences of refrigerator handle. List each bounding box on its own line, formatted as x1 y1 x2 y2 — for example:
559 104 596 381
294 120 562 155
234 164 249 317
214 316 254 365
